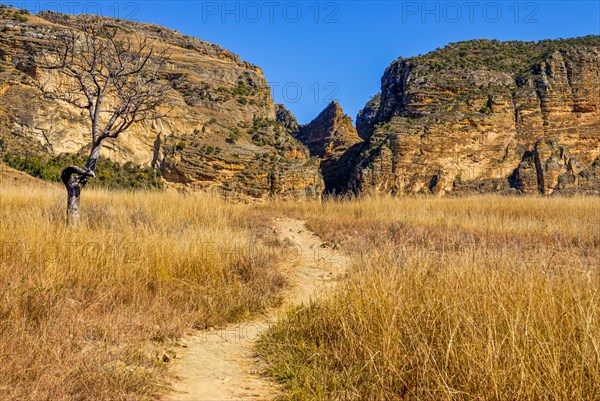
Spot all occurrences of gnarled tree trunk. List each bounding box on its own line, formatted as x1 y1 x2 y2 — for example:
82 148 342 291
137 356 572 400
60 144 100 226
61 166 95 225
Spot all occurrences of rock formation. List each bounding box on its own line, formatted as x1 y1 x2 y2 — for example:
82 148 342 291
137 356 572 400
0 8 323 199
356 93 381 140
274 104 300 135
352 37 600 195
287 101 363 194
1 8 598 197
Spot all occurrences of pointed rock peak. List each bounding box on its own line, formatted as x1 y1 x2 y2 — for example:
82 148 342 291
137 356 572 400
310 100 352 128
320 100 345 117
297 101 364 195
296 101 362 159
275 104 299 135
326 99 342 110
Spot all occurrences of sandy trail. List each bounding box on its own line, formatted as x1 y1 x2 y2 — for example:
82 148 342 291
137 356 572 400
166 218 348 401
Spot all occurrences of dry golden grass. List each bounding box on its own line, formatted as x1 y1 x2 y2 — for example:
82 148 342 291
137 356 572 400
258 195 600 400
2 175 599 401
0 183 286 401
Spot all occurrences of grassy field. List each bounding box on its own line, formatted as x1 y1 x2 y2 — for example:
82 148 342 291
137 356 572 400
0 181 286 401
1 174 599 400
258 196 600 400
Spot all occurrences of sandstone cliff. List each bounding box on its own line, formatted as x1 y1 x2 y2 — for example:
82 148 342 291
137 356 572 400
356 93 380 140
284 101 363 194
352 37 600 195
0 8 323 199
2 9 597 198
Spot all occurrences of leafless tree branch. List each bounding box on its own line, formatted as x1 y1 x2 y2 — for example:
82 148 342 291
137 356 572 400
35 23 171 224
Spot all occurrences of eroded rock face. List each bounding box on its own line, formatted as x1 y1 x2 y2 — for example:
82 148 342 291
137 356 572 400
515 139 600 195
356 93 380 140
352 38 600 195
294 101 363 194
0 10 323 199
274 104 299 135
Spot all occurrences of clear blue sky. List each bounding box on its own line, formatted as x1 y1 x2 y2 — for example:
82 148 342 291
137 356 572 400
16 0 600 123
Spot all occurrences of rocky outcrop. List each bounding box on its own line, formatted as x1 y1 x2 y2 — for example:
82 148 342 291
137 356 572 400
356 93 381 140
0 8 323 199
515 139 600 195
274 104 300 135
352 37 600 195
294 101 363 194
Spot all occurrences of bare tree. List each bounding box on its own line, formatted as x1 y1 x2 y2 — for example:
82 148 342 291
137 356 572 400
37 24 170 225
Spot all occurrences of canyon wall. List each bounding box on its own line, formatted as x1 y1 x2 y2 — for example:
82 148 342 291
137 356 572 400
352 37 600 195
0 9 323 198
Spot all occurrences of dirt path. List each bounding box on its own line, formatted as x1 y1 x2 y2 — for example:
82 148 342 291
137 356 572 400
166 218 348 401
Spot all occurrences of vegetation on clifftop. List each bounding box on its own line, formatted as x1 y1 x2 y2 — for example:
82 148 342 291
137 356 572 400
414 36 600 75
0 4 30 22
